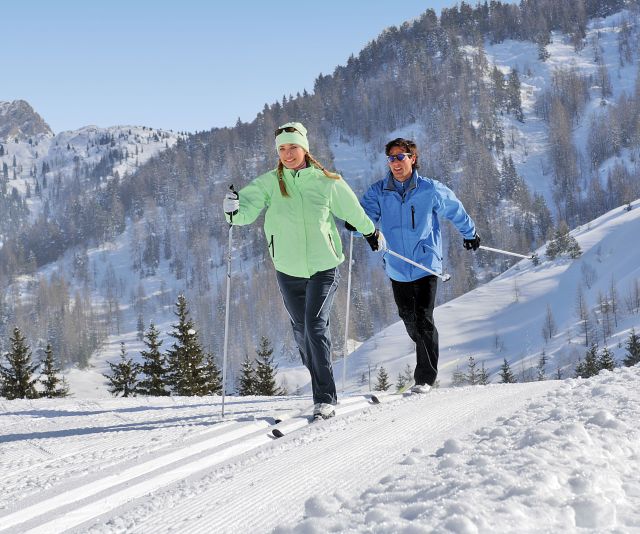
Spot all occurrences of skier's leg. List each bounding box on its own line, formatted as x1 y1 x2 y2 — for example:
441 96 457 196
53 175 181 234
275 271 310 372
304 268 339 405
391 278 420 346
414 275 439 386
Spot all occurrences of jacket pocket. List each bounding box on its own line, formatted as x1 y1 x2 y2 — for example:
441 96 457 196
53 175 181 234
422 243 442 262
268 235 275 259
411 205 415 230
328 233 339 258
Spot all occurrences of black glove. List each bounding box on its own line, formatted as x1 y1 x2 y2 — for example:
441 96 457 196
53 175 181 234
364 229 386 252
463 233 481 251
345 221 357 232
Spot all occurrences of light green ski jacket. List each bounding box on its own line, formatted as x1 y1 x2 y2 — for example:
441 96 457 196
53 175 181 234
225 166 375 278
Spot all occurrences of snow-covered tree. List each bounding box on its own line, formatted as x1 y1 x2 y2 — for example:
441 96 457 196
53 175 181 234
499 358 517 383
237 355 257 396
623 329 640 367
254 336 280 396
575 344 600 378
0 327 40 399
40 343 69 398
537 351 547 381
136 322 169 396
166 294 210 396
104 342 139 397
374 365 392 392
598 347 616 372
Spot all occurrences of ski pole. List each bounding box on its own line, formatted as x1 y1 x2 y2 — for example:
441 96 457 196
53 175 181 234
221 185 236 418
383 247 452 282
342 232 354 394
479 245 534 260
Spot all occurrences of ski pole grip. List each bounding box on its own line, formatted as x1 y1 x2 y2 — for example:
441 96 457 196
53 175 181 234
229 184 235 224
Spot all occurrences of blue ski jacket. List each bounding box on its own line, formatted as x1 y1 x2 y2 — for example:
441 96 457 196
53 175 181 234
360 170 476 282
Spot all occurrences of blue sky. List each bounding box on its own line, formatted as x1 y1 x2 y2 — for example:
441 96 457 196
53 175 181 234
5 1 515 134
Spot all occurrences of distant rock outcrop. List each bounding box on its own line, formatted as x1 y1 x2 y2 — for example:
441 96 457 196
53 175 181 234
0 99 53 139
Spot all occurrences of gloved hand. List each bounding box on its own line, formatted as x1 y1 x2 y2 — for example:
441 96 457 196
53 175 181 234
463 233 481 251
345 221 357 232
223 189 239 216
364 229 386 252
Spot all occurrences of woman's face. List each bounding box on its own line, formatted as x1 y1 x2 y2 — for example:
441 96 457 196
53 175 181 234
278 144 306 170
387 145 415 182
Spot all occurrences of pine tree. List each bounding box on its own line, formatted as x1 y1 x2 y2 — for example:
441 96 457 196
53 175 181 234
575 344 600 378
396 371 407 392
374 365 392 391
254 336 280 396
623 329 640 367
466 356 480 385
136 322 169 396
537 352 547 381
451 365 468 387
499 358 517 383
238 355 257 396
478 362 490 385
40 343 69 398
201 354 222 395
598 347 616 372
0 327 40 399
165 294 209 396
104 342 139 397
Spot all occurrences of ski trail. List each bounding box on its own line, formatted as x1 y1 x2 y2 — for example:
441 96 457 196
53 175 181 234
78 382 559 533
0 395 374 534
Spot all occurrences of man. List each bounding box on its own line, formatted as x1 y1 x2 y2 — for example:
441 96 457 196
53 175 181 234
350 138 480 393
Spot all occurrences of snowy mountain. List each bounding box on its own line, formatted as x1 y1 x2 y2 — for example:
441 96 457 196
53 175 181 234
2 3 640 398
0 100 52 139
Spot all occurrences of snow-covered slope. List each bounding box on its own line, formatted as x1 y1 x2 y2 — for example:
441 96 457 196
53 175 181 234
0 363 638 532
291 200 640 394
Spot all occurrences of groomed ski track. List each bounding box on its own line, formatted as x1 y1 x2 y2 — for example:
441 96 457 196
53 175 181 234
0 382 560 533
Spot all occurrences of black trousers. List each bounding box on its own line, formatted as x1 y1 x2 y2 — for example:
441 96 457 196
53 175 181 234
391 275 439 387
276 268 339 405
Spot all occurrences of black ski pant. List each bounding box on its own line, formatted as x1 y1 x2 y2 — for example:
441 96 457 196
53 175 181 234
391 275 439 387
276 268 339 405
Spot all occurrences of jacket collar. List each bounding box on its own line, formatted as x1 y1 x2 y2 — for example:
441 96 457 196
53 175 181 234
384 169 418 194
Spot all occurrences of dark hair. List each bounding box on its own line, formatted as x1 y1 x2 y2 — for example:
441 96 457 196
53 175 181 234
385 138 419 170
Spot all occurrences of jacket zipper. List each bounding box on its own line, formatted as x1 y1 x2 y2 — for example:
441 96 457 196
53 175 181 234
411 205 415 230
269 235 275 258
328 234 338 257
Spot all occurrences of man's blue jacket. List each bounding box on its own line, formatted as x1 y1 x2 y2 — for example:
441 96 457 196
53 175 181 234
360 170 476 282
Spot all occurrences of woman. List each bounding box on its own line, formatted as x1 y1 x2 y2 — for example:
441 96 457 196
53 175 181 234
223 122 381 419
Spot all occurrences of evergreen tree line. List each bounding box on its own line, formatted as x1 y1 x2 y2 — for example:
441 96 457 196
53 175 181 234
450 329 640 387
105 294 284 398
0 326 69 399
105 294 222 397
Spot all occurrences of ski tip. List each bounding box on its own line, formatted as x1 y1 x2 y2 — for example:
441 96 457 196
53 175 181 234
271 428 285 439
273 418 283 424
369 395 381 404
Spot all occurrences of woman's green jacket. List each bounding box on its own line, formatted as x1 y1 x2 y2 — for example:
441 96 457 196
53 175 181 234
225 166 374 278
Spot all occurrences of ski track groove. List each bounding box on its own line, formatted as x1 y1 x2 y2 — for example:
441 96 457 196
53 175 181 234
0 395 374 533
74 382 559 534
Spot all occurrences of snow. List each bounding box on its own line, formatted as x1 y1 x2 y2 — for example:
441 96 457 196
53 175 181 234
0 366 639 532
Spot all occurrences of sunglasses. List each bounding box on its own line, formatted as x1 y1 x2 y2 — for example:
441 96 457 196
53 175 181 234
387 153 413 162
274 126 300 137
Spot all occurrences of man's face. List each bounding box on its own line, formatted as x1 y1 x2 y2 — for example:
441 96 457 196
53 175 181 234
387 146 415 182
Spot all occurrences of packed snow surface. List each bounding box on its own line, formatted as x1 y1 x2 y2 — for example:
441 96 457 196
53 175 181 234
1 365 639 533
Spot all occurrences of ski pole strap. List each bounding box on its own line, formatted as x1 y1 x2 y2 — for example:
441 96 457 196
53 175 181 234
478 245 533 260
384 248 451 282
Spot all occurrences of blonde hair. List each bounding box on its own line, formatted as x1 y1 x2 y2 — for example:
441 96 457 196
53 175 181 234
276 152 341 197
